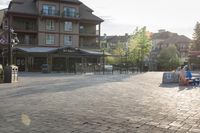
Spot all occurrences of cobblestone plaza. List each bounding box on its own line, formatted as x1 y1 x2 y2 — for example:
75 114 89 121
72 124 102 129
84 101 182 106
1 72 200 133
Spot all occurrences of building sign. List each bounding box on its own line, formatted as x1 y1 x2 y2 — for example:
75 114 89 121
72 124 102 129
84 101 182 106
162 72 179 83
62 48 79 53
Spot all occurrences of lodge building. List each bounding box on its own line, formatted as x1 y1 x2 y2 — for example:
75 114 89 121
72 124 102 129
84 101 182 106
0 0 103 72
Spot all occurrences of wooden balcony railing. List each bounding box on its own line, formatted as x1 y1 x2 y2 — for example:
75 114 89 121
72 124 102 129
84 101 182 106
41 9 60 16
80 43 100 49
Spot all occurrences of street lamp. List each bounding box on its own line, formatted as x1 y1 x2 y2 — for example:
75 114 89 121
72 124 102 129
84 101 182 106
7 28 19 65
102 48 105 75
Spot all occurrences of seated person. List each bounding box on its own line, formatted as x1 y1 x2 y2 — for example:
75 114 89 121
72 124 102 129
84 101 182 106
185 67 192 80
185 67 200 85
179 66 189 86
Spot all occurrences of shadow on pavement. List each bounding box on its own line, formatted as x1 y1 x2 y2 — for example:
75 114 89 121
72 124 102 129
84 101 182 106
3 73 141 98
159 83 199 92
159 83 178 88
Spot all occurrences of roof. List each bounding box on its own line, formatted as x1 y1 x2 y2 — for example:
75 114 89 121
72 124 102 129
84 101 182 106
8 0 37 15
76 48 111 56
79 4 103 22
14 46 109 56
35 0 82 4
152 31 191 45
101 35 130 44
189 51 200 57
61 0 82 4
0 9 7 25
163 35 191 44
15 47 58 53
152 31 177 40
6 0 103 22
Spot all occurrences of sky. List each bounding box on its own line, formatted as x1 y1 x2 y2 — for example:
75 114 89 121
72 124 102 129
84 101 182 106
1 0 200 38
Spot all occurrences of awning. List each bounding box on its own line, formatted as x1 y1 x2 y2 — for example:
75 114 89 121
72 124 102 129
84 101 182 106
15 47 58 53
80 49 111 56
14 46 112 56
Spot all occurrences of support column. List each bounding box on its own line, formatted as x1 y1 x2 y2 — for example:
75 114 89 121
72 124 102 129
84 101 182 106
98 24 101 48
47 54 52 72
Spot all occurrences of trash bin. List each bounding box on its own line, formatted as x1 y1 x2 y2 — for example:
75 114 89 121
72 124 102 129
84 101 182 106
0 64 4 83
4 65 18 83
42 64 50 73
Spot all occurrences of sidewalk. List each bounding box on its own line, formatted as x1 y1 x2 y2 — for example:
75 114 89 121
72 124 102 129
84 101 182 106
0 72 200 132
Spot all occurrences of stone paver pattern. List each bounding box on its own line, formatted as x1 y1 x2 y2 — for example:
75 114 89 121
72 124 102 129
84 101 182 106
1 72 200 133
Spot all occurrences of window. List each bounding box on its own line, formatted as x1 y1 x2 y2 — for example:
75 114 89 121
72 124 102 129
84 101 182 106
24 35 30 44
64 35 72 46
64 21 72 31
46 34 55 44
64 7 77 17
43 5 56 16
80 26 84 29
46 20 55 30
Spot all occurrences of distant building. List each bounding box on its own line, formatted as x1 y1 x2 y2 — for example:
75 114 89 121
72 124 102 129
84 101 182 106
0 0 103 72
100 33 130 51
149 30 191 70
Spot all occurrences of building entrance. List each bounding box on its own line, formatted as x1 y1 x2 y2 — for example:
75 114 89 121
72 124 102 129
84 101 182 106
16 57 25 71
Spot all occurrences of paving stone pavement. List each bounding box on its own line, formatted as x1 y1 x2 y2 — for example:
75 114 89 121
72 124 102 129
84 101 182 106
1 72 200 133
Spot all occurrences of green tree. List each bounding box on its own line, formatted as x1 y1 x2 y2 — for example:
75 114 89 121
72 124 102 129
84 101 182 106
157 45 180 70
112 41 126 64
191 22 200 50
128 27 152 71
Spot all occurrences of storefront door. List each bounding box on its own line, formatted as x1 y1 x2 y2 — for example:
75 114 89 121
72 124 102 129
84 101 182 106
16 57 26 71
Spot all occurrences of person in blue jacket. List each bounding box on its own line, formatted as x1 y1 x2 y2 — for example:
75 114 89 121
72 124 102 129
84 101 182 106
185 67 192 80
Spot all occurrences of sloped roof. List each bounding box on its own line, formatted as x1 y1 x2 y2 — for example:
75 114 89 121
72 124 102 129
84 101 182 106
8 0 37 15
0 9 6 25
61 0 81 4
6 0 103 22
15 47 58 53
163 35 191 44
79 4 103 22
189 51 200 57
102 35 130 44
14 46 108 56
75 48 110 56
152 31 177 40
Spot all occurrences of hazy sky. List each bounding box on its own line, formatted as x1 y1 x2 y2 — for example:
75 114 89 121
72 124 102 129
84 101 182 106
1 0 200 38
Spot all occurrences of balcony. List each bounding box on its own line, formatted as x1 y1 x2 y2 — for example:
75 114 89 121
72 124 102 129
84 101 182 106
80 29 99 36
18 35 37 46
41 9 60 17
80 43 100 49
19 41 37 46
13 25 37 33
62 11 79 19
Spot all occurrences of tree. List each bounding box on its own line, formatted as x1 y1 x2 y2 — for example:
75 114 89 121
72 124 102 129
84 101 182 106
128 27 152 71
191 22 200 50
112 41 126 64
157 45 180 70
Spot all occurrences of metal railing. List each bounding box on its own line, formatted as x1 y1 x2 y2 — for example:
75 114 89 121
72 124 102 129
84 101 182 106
41 9 60 16
13 25 37 31
80 43 100 49
62 11 79 18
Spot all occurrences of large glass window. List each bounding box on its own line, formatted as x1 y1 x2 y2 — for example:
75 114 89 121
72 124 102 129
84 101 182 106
64 7 77 17
46 34 55 45
42 5 56 16
46 20 55 30
64 35 72 46
64 21 72 31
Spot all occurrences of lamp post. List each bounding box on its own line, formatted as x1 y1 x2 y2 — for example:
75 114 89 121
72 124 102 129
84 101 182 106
102 48 105 75
7 28 19 65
